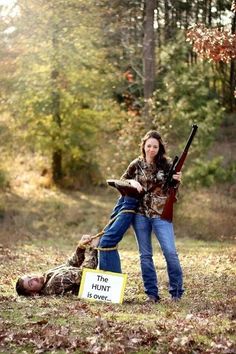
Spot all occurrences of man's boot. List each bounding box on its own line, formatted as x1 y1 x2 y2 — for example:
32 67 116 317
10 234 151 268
106 179 144 199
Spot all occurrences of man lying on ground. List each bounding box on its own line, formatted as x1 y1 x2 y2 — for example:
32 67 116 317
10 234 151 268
15 180 141 297
15 235 99 296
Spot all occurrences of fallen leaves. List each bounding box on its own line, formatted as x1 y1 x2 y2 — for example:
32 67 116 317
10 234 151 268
0 190 235 353
86 318 160 354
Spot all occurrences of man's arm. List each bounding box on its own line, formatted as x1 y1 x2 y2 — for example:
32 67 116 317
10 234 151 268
81 247 98 270
42 249 97 295
66 247 85 268
66 235 94 268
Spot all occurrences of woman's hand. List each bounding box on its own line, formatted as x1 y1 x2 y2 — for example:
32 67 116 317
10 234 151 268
129 179 143 192
172 171 182 183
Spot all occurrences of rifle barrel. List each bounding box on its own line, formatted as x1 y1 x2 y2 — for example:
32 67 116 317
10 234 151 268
184 124 198 152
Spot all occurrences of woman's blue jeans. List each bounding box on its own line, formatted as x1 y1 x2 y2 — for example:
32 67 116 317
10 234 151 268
98 196 139 273
133 214 184 299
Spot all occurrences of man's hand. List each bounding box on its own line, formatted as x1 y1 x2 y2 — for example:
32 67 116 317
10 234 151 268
129 179 143 192
78 234 92 248
172 171 182 183
78 234 100 248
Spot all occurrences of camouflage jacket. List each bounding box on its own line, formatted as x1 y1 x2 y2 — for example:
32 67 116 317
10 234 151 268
40 246 97 296
121 157 171 218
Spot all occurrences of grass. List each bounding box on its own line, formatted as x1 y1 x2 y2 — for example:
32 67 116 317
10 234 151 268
0 184 235 353
0 128 235 353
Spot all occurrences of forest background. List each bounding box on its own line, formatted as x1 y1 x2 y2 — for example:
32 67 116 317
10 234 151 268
0 0 235 241
0 1 235 353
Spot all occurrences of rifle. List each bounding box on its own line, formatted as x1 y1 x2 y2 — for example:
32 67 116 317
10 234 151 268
161 124 198 222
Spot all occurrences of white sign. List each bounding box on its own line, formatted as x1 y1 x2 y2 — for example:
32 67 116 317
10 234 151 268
78 268 127 304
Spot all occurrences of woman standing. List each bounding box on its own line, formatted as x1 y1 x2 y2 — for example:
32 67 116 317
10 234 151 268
122 130 184 302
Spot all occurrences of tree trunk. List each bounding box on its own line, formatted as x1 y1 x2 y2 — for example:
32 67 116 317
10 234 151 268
156 1 161 49
208 0 212 26
51 28 62 182
52 150 62 181
202 0 207 24
51 86 62 182
164 0 170 40
195 0 199 23
143 0 156 127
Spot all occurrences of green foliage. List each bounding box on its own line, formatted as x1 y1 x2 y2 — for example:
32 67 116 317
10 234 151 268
1 0 123 183
136 33 227 187
62 158 103 188
185 157 236 187
152 34 224 148
115 34 226 181
0 1 233 186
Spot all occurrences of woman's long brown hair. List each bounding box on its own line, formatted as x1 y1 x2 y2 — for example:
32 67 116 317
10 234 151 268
140 130 169 170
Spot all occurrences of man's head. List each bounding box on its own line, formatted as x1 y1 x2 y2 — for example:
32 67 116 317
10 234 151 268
15 274 45 296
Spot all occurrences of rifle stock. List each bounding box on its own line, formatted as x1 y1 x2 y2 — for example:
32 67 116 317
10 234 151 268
161 124 198 222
